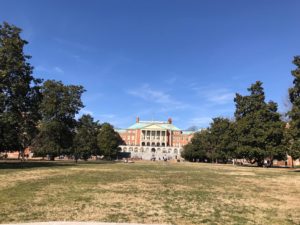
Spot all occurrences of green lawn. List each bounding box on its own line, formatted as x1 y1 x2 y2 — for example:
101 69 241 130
0 161 299 225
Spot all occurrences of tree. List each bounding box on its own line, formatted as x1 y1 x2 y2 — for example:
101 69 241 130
31 80 85 160
181 143 199 161
182 119 236 163
209 117 236 163
73 114 100 162
287 56 300 165
181 130 211 162
0 22 42 158
234 81 286 166
97 123 123 160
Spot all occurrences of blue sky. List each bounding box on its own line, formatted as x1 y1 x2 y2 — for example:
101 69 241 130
1 0 300 129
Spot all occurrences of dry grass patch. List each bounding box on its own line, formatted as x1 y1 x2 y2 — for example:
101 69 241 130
0 161 299 224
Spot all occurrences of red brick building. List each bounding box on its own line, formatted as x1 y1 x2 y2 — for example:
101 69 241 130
116 117 195 160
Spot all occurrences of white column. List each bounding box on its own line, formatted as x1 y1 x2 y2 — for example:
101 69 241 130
159 130 161 146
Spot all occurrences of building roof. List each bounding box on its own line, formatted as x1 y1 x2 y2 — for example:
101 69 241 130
115 129 127 133
128 121 181 131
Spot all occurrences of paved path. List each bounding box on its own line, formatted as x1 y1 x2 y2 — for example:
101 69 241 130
1 222 167 225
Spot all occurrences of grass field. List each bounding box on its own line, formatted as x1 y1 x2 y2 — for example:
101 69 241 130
0 161 299 225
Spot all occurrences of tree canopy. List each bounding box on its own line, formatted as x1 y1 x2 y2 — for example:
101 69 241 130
0 22 42 156
97 123 123 160
182 81 287 166
31 80 85 159
287 56 300 161
73 114 100 161
234 81 286 166
181 118 235 163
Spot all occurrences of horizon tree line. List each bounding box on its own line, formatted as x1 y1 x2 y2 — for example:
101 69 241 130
182 59 300 167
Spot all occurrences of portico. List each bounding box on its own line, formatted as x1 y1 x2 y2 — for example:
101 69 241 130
140 128 170 147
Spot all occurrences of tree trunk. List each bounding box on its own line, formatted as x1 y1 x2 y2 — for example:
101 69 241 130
18 150 25 161
257 160 264 167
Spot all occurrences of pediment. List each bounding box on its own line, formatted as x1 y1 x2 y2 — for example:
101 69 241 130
143 124 165 130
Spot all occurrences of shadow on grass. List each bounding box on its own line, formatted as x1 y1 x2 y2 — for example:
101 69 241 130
0 159 118 170
0 160 75 169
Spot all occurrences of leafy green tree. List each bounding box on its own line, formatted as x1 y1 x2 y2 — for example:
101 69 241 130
287 56 300 165
73 114 100 162
97 123 123 160
209 117 236 163
32 80 85 160
181 143 199 161
0 22 42 158
181 130 211 162
234 81 286 166
182 119 236 163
